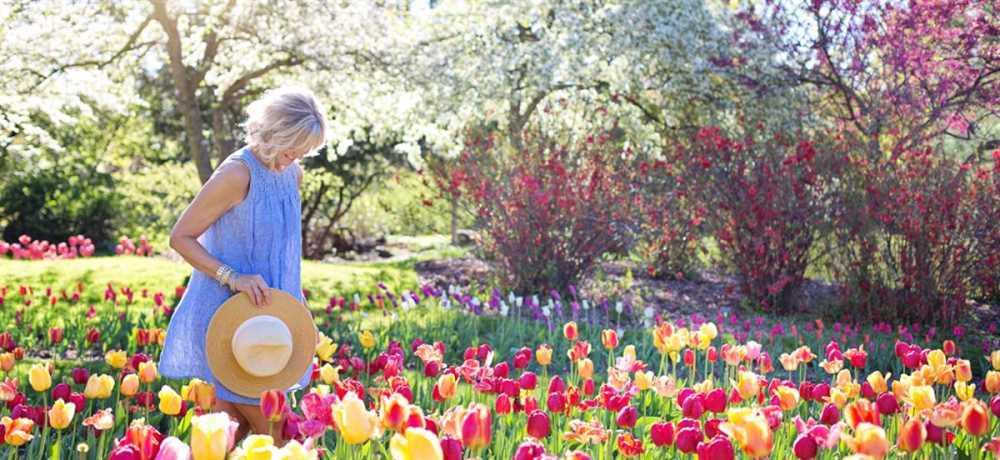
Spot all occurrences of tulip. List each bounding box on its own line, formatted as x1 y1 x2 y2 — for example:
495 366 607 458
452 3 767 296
720 408 773 458
991 395 1000 418
181 379 216 411
390 427 442 460
536 345 553 366
844 399 880 429
0 353 13 372
682 394 705 419
157 436 193 460
138 361 159 384
875 392 899 415
191 412 238 460
601 329 619 350
908 385 936 412
82 408 114 431
121 374 140 397
85 374 115 400
578 358 594 380
48 399 75 430
460 403 491 450
71 367 90 385
617 405 638 428
775 386 800 411
52 382 71 401
675 426 703 454
433 374 457 401
109 444 141 460
526 410 550 439
494 394 512 415
230 435 278 458
381 393 411 432
563 321 578 341
359 330 376 349
684 349 696 368
697 435 734 460
514 440 547 460
793 434 817 459
845 423 889 458
616 433 645 457
897 417 926 453
158 385 182 416
705 388 727 413
106 350 128 369
332 392 379 444
984 371 1000 394
1 416 34 446
733 371 759 401
440 436 463 460
546 391 566 413
28 363 51 392
961 400 989 437
650 421 675 446
260 389 287 422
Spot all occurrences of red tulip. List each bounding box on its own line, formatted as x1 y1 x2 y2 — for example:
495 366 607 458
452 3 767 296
991 395 1000 418
51 383 71 402
684 349 696 368
650 422 675 446
961 401 989 437
260 390 286 422
519 372 537 390
546 392 566 414
676 426 703 454
793 434 818 459
897 417 926 453
495 394 512 415
71 368 90 386
705 388 727 413
513 347 532 369
460 404 491 449
424 360 440 377
876 393 899 415
526 410 550 439
617 405 638 428
582 378 595 396
48 327 64 344
925 421 954 446
493 362 509 379
548 376 565 395
707 346 718 363
942 340 956 356
697 435 735 460
704 418 723 439
523 396 538 414
601 329 619 350
563 321 579 341
514 440 547 460
441 436 463 460
819 403 840 425
682 394 705 419
109 444 141 460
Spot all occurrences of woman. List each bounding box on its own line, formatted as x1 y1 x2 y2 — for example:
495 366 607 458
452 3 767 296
161 86 328 442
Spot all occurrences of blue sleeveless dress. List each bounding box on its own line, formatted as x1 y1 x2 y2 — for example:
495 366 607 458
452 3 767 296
160 147 310 405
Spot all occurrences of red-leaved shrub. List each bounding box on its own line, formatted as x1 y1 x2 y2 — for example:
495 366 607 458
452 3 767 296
446 128 643 293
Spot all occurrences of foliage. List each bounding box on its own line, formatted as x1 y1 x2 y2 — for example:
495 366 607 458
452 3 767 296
112 162 200 248
448 124 644 294
827 147 1000 325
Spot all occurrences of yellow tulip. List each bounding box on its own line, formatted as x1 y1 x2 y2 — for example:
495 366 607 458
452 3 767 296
908 385 936 413
985 370 1000 394
623 345 637 362
536 344 553 366
954 381 975 402
693 378 714 394
231 434 280 460
316 333 337 362
775 386 800 411
181 378 216 411
191 412 236 460
719 408 773 458
158 385 182 416
990 350 1000 371
121 374 140 397
105 350 128 369
866 371 889 395
138 361 158 384
279 440 317 460
732 371 760 401
84 374 115 400
48 399 75 430
927 349 946 369
390 427 443 460
844 423 890 458
359 330 376 350
634 371 654 391
320 364 339 385
699 322 718 341
332 392 380 444
28 363 51 392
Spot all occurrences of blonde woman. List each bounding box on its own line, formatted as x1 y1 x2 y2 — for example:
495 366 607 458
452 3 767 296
161 86 327 442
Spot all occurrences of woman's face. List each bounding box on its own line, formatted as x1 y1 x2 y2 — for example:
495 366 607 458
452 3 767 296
273 146 310 171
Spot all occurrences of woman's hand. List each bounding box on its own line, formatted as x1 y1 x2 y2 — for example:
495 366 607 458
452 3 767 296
231 274 271 306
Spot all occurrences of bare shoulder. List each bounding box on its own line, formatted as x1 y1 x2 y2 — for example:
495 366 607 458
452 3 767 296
294 162 304 188
201 160 251 205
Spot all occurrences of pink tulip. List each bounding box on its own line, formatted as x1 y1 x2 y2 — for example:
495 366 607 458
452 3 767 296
526 410 550 439
154 437 191 460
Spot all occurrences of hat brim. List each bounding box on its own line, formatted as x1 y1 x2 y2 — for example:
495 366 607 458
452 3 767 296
206 289 317 398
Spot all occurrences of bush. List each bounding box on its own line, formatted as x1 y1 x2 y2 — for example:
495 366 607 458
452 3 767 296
448 127 644 294
671 125 841 313
113 162 201 248
0 153 121 246
828 148 999 324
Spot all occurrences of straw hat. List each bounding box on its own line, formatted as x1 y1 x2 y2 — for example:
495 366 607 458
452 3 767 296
205 289 317 398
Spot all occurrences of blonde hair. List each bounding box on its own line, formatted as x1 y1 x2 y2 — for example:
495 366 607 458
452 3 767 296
243 86 328 164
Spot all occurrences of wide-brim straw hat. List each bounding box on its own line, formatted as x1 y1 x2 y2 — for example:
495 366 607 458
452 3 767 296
205 289 317 398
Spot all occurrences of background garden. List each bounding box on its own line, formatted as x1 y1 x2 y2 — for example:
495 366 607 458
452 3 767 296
0 0 998 459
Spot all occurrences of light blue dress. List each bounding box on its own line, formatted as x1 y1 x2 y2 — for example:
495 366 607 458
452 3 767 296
160 147 310 405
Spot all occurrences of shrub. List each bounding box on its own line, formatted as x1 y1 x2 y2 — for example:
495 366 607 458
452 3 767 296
448 128 644 294
113 162 201 248
828 148 999 324
0 153 120 245
672 125 841 313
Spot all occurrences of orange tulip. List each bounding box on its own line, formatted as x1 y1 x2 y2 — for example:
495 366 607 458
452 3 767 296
381 393 411 432
961 400 990 437
460 403 491 450
986 371 1000 394
48 399 75 430
897 417 926 453
0 353 14 372
955 360 972 383
719 408 773 458
651 322 674 354
845 399 881 429
563 321 579 341
733 371 760 401
844 423 889 459
0 416 34 446
138 361 158 384
601 329 619 350
775 386 800 412
82 408 114 431
433 374 457 401
578 359 594 380
121 374 140 397
181 378 216 411
930 399 962 428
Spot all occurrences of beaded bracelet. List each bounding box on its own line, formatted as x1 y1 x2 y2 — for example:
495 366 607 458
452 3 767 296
215 264 235 291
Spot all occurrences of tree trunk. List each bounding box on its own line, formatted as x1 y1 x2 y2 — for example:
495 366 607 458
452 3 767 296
450 193 458 245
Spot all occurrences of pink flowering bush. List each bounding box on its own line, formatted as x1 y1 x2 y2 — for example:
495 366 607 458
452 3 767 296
0 234 96 260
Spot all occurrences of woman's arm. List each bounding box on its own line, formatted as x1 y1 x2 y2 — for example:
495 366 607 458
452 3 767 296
169 161 272 306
